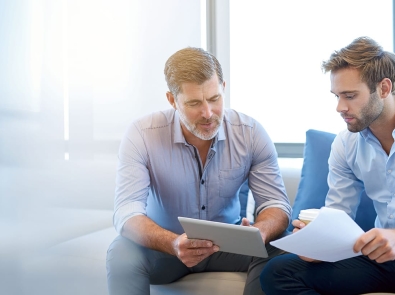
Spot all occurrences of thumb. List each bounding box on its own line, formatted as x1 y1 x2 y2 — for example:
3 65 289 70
241 217 251 226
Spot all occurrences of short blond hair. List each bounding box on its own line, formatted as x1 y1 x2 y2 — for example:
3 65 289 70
164 47 223 96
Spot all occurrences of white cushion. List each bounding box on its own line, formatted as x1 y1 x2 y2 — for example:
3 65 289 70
151 272 247 295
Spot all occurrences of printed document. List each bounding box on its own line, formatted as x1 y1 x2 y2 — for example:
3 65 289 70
270 207 364 262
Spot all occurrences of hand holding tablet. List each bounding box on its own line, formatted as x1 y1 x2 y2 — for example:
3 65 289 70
178 217 268 258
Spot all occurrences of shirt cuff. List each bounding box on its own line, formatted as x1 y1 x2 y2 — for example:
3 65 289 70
256 201 292 223
113 201 146 234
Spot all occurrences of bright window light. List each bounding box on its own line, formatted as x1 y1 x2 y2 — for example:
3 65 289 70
201 0 207 50
62 0 69 142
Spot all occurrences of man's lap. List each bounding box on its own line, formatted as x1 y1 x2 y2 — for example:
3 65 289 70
107 235 253 284
106 235 283 282
260 253 395 295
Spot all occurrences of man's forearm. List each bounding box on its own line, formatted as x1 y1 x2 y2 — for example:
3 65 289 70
253 207 289 243
121 215 179 255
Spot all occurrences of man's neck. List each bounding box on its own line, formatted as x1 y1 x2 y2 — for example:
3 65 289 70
369 101 395 155
181 124 213 166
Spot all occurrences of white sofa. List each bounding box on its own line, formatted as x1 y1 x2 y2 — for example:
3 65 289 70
12 158 393 295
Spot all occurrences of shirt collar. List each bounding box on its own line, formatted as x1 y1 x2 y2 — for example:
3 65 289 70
173 111 185 144
359 127 395 142
359 128 370 140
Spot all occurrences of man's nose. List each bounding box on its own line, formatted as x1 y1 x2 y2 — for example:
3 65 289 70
336 97 348 113
201 100 213 119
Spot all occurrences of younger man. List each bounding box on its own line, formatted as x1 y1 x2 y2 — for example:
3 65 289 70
261 36 395 294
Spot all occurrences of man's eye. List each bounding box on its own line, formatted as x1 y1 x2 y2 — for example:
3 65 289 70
345 95 355 100
208 96 220 102
187 102 199 107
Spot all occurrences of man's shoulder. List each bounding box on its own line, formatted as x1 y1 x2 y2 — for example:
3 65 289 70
224 108 258 128
336 129 361 144
331 129 362 157
133 108 175 130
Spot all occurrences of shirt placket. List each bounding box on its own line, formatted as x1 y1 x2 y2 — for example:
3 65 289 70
386 152 395 228
198 149 216 220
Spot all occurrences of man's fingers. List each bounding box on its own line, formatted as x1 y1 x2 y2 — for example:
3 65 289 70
299 255 321 263
353 231 375 253
182 244 220 267
292 219 306 229
241 217 251 226
187 239 213 249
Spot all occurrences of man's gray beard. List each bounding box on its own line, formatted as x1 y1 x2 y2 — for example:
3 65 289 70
178 110 222 140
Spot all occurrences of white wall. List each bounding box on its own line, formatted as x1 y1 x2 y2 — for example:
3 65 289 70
0 0 203 269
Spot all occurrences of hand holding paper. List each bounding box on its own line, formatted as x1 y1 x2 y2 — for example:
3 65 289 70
270 207 364 262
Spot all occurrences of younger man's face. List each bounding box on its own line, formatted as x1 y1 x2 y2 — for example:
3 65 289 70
331 67 384 133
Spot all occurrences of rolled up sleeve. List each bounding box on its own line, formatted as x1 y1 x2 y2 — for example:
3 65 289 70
248 122 292 222
113 122 151 234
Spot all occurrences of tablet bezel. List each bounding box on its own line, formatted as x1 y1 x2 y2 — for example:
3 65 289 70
178 216 268 258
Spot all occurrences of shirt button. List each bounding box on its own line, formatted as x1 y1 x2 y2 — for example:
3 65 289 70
201 180 205 185
390 215 394 219
201 205 206 210
388 170 392 174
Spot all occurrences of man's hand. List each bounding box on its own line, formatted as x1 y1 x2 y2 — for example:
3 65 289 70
291 219 306 233
172 233 219 267
353 228 395 263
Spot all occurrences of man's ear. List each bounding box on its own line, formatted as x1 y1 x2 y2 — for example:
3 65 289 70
379 78 392 98
166 91 177 109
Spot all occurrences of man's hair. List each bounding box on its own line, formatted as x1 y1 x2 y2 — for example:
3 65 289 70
322 36 395 93
164 47 223 96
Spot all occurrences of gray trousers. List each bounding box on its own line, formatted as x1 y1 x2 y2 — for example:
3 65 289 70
106 235 284 295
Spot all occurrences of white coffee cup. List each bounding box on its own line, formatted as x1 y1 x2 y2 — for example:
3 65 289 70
298 208 320 224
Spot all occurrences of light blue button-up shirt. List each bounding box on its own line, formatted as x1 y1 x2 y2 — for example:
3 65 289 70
113 108 292 234
326 128 395 229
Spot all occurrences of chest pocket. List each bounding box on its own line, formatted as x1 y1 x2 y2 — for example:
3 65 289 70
219 166 246 198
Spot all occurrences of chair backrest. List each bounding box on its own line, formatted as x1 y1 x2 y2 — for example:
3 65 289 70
288 129 376 232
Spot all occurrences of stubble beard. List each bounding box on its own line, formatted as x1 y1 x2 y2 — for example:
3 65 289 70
346 92 384 133
177 109 223 140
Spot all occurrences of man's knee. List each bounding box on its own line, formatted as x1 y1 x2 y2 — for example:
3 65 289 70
260 253 309 294
106 235 153 294
106 235 148 275
260 256 279 290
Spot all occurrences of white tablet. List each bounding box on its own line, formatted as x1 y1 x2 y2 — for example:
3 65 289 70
178 216 268 258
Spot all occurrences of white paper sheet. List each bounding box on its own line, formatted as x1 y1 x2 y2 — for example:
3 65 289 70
270 207 364 262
